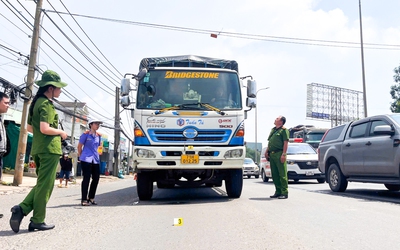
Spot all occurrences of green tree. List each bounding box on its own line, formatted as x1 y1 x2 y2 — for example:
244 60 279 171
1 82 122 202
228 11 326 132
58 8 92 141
245 146 260 163
390 65 400 113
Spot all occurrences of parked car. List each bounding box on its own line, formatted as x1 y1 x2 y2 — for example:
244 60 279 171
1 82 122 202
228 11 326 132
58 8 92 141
260 147 271 182
260 142 325 183
318 114 400 192
243 158 259 178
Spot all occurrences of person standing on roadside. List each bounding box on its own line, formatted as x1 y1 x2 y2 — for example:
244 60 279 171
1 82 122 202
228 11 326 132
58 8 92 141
58 153 72 188
78 118 102 206
0 92 10 182
10 70 68 233
265 116 289 199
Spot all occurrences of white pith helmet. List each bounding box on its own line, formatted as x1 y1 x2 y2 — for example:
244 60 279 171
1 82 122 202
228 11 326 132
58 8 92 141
88 118 103 127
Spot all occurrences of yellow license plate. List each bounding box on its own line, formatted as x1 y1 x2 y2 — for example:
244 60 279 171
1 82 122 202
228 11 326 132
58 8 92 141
181 154 199 164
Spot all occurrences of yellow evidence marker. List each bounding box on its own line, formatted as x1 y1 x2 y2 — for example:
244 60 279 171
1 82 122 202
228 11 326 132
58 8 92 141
173 218 183 226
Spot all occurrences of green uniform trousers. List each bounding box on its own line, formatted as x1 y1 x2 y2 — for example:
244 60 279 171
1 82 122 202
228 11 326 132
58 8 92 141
19 153 59 224
270 151 288 195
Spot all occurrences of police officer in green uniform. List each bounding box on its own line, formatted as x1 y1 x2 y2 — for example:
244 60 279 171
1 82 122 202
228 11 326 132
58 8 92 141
10 70 68 233
265 116 289 199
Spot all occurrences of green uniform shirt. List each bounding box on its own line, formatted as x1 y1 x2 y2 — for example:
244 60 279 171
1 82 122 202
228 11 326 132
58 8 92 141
28 97 61 155
267 127 289 151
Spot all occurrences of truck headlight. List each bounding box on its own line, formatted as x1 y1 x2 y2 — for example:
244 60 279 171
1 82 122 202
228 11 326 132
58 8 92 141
136 149 156 158
224 149 243 158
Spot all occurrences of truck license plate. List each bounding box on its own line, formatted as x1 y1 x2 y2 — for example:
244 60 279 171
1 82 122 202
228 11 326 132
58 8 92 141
181 154 199 164
305 171 314 176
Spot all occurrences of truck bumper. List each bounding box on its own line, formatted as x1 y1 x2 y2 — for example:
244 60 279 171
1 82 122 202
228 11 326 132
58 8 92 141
133 145 245 170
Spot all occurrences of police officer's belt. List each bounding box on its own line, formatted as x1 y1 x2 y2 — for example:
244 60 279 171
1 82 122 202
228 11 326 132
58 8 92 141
269 150 282 154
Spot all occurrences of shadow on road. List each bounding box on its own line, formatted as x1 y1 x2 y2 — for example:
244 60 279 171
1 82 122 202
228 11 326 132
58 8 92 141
48 184 234 207
138 186 233 206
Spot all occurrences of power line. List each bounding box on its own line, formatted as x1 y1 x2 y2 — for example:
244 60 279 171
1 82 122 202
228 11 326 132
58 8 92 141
1 1 133 139
44 9 400 50
58 0 123 80
44 3 120 86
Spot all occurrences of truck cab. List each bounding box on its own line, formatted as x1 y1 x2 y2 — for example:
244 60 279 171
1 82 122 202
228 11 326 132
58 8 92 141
293 127 328 149
121 55 258 200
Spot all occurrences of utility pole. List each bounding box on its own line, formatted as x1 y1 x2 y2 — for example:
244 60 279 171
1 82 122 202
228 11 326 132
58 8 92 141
359 0 367 117
113 87 121 177
254 87 269 164
70 99 78 145
70 99 78 176
13 0 43 186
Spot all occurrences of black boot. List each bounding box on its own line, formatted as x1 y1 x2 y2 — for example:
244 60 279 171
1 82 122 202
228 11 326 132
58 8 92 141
10 205 24 233
28 221 55 232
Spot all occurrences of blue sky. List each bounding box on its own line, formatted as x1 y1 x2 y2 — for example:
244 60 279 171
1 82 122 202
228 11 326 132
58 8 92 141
1 0 400 146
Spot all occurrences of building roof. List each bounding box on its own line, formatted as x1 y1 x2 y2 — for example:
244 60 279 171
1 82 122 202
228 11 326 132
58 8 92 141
58 101 87 109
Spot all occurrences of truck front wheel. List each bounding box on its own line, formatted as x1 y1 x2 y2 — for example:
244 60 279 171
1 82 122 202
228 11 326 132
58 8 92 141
137 172 154 200
327 163 348 192
225 169 243 198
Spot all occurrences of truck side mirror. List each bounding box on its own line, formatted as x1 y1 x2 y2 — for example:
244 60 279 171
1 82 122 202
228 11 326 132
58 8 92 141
246 97 256 108
121 96 130 108
121 78 131 96
247 80 257 98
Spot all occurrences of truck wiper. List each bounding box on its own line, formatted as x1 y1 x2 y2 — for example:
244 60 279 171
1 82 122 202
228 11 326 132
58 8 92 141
154 103 202 115
199 103 225 115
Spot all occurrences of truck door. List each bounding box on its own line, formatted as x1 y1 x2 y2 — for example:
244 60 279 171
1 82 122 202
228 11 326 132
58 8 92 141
341 122 368 175
363 120 396 176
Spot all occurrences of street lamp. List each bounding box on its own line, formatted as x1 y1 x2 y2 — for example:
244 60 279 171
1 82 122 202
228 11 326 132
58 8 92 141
255 87 269 164
358 0 367 117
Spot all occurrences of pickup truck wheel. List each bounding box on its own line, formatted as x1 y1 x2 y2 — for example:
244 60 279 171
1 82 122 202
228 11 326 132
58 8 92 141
293 179 299 183
384 184 400 191
317 178 326 183
261 170 269 182
225 169 243 198
137 172 154 200
255 175 259 179
327 163 348 192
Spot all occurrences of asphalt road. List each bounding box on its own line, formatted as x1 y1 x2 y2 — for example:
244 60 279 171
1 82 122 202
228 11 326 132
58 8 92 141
1 177 400 249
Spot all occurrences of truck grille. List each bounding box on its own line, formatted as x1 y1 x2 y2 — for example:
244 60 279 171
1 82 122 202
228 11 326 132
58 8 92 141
149 129 230 143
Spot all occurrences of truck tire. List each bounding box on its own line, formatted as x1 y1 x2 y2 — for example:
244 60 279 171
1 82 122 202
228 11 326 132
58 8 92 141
261 170 269 182
317 178 326 183
327 163 348 192
225 169 243 198
384 184 400 191
137 172 153 200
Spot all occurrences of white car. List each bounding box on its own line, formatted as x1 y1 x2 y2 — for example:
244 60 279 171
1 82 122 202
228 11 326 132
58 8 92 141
243 158 260 178
260 142 325 183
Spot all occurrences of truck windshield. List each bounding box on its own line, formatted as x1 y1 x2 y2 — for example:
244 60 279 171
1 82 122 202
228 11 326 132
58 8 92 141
136 69 241 110
306 133 325 141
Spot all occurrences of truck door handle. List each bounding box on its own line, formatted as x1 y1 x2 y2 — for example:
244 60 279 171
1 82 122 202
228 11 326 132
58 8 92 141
346 143 351 147
365 141 371 146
